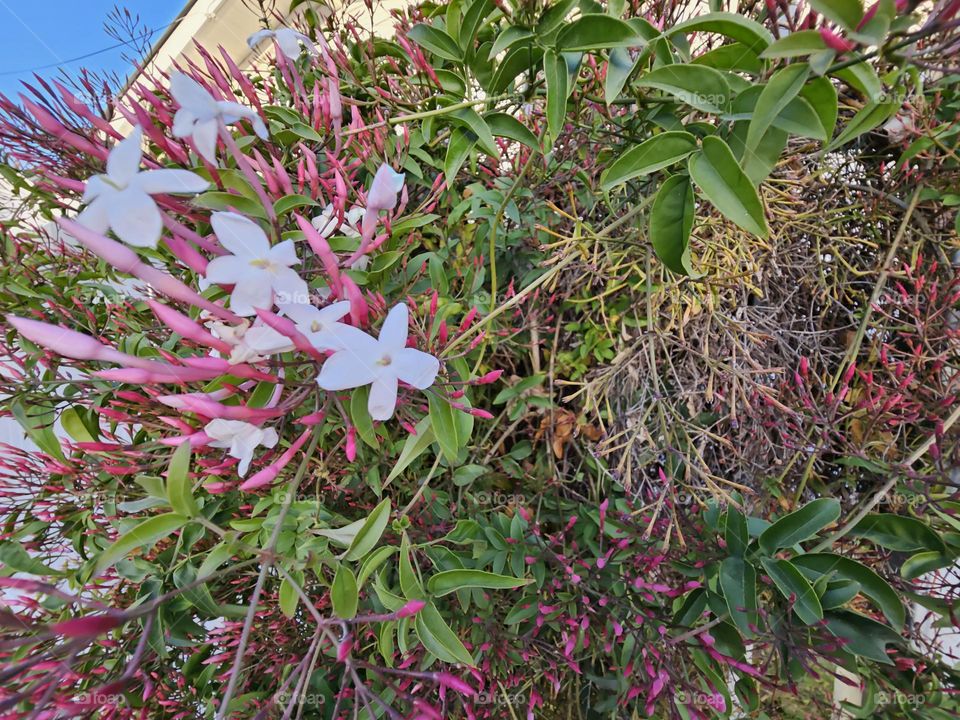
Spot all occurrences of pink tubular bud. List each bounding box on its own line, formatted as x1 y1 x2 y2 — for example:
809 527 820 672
470 408 494 420
147 301 231 353
295 213 341 297
51 614 121 638
819 28 856 53
337 635 353 662
157 394 282 422
239 428 312 491
345 426 357 462
396 599 426 618
459 308 478 333
435 672 476 696
341 275 369 327
475 369 503 385
93 367 222 384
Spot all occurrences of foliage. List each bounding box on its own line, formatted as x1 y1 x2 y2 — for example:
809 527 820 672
0 0 959 718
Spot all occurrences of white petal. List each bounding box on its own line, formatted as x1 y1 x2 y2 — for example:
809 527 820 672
81 175 110 204
192 118 219 164
275 29 305 59
317 300 352 325
247 29 275 49
205 418 245 442
235 447 254 476
268 238 300 267
106 188 162 248
169 73 219 119
260 427 279 448
76 198 111 234
244 325 294 354
211 211 271 258
311 204 337 238
205 255 254 285
394 348 440 389
368 375 399 421
106 126 143 186
378 303 409 352
171 108 196 138
271 267 309 306
367 164 405 211
217 102 268 139
278 299 321 325
317 341 379 390
134 168 209 195
229 274 274 316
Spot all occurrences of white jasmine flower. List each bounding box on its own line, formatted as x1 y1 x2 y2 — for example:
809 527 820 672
208 318 295 364
312 204 363 239
77 126 209 248
205 211 308 316
280 299 355 352
169 73 268 164
317 303 439 421
204 419 279 476
247 28 317 60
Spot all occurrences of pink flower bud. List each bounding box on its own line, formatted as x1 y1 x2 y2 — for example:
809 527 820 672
345 426 357 462
396 599 426 618
819 28 856 53
239 428 312 491
470 408 494 420
148 301 231 353
475 369 503 384
51 614 121 638
435 672 476 696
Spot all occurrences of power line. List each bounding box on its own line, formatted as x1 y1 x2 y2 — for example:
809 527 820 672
0 20 180 78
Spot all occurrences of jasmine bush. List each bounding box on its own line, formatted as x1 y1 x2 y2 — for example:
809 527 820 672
0 0 959 718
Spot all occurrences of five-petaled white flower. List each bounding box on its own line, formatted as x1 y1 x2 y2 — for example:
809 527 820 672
204 419 278 476
280 299 356 352
205 211 308 316
77 125 209 248
317 303 439 421
169 73 268 164
312 204 363 239
208 318 295 364
247 28 317 60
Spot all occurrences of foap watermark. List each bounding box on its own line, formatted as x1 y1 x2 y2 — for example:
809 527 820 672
74 692 124 705
876 691 928 707
275 691 327 707
474 690 525 706
474 491 526 506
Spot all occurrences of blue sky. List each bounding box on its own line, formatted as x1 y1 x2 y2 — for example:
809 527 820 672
0 1 184 100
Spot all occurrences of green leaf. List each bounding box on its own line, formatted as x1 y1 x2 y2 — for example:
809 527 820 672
719 556 758 637
415 601 476 665
488 26 534 58
792 553 904 630
760 30 828 58
601 131 698 189
331 564 359 619
758 498 840 554
166 443 198 518
824 610 902 664
828 99 898 150
445 127 476 186
850 514 944 552
556 15 640 51
427 569 533 596
692 42 762 73
724 507 749 557
408 24 463 61
808 0 864 32
386 416 435 484
605 47 638 104
489 44 543 93
279 574 300 618
537 0 577 36
688 136 768 238
96 513 187 575
193 192 268 219
459 0 495 52
273 194 315 217
760 558 823 625
901 551 953 581
350 385 379 449
832 63 883 102
357 545 397 588
399 533 424 598
820 579 861 609
649 174 697 276
636 65 731 114
670 12 773 53
484 112 539 148
60 407 96 443
0 541 60 576
343 498 392 562
800 75 838 141
745 63 811 153
451 108 498 157
428 395 461 464
544 50 567 145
